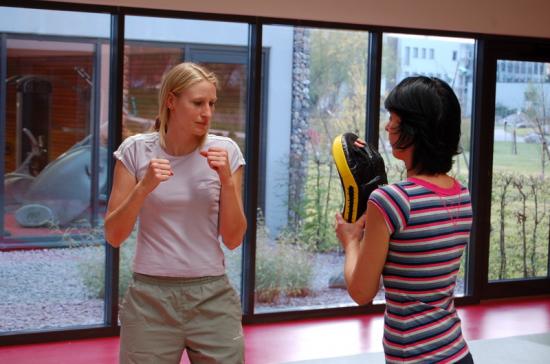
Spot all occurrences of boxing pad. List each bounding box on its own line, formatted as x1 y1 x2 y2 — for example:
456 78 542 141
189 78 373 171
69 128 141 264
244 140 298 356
332 133 387 223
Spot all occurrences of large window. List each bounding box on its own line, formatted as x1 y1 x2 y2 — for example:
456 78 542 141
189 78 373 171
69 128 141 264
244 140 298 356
489 60 550 281
1 7 110 333
380 34 476 296
255 25 371 313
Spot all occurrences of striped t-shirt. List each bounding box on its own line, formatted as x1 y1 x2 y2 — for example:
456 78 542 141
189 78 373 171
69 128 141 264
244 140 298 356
369 177 473 364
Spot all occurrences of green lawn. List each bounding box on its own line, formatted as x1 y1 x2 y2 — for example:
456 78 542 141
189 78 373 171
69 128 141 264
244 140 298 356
493 141 546 175
381 140 545 180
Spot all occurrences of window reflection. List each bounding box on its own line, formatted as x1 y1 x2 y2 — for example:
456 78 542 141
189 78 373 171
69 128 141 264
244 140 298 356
1 7 109 332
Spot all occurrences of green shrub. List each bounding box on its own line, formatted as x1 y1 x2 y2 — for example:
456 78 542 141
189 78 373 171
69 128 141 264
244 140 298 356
489 172 549 280
255 240 314 303
255 210 314 303
77 229 136 299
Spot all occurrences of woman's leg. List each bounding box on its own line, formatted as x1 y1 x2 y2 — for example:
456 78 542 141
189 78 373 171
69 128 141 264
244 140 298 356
184 275 244 364
119 275 186 364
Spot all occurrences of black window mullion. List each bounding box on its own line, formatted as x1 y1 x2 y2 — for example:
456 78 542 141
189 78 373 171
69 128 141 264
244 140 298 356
366 31 382 147
468 39 494 301
241 20 262 318
0 34 7 239
104 12 124 329
90 40 102 228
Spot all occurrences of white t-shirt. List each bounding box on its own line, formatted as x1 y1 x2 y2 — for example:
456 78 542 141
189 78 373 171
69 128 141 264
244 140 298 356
114 132 245 277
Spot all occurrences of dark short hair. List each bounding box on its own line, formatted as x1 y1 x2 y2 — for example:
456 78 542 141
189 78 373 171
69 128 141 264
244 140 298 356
384 76 462 175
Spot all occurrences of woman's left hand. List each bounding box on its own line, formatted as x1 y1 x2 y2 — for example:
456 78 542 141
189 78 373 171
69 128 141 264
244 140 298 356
200 147 232 184
335 213 366 251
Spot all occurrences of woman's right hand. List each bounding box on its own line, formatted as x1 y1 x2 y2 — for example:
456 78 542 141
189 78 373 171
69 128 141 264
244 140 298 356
335 212 366 251
138 158 173 194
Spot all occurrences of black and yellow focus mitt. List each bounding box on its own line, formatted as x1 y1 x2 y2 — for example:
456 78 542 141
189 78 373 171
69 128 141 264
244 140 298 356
332 133 387 223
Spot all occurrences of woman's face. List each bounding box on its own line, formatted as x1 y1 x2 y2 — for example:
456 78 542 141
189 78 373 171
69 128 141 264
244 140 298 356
385 111 400 150
385 111 409 161
167 80 217 137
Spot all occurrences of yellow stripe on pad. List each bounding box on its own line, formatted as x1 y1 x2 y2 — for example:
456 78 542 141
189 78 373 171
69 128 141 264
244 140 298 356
332 134 359 222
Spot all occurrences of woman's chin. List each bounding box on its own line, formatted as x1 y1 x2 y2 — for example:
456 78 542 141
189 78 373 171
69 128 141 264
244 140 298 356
193 127 209 136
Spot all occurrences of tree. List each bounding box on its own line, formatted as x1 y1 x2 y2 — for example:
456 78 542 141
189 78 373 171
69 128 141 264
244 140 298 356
523 81 550 176
309 30 367 116
382 36 400 91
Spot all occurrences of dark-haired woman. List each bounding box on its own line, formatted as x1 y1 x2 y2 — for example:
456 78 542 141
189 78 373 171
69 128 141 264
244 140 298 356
336 76 474 363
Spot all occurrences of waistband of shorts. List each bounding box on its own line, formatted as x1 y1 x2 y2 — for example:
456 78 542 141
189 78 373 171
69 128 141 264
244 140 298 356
132 272 226 285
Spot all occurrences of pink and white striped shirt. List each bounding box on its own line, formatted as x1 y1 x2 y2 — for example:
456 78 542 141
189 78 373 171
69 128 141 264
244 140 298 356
369 177 473 364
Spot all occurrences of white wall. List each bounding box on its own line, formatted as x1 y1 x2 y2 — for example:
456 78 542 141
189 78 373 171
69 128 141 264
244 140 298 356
45 0 550 39
496 83 550 112
262 26 294 236
0 7 110 37
124 16 248 45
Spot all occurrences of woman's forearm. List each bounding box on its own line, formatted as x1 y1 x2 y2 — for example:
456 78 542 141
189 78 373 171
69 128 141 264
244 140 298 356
344 240 376 305
104 183 148 247
343 240 360 290
219 180 247 249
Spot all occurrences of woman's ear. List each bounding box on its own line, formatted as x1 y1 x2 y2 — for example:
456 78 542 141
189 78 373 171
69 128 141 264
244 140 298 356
166 92 176 110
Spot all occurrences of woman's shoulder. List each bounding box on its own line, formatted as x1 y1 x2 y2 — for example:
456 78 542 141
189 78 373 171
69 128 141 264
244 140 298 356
114 132 158 161
376 180 412 194
205 133 241 151
370 181 412 207
119 132 158 149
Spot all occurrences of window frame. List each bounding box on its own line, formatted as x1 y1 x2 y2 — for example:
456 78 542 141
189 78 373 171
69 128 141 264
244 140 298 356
1 0 550 345
471 38 550 300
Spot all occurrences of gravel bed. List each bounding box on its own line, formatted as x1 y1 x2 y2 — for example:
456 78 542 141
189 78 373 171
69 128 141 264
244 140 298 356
1 247 465 331
0 247 104 332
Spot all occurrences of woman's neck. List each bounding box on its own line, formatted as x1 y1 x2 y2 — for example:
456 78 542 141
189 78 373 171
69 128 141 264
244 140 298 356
163 127 201 156
407 170 455 189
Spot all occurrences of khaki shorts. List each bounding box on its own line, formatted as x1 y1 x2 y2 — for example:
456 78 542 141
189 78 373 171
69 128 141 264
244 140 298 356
119 273 244 364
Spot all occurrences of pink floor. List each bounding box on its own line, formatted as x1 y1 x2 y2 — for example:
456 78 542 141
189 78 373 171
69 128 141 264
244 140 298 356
1 296 549 364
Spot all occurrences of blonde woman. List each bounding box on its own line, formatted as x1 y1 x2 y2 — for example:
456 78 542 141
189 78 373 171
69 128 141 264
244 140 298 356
105 62 246 364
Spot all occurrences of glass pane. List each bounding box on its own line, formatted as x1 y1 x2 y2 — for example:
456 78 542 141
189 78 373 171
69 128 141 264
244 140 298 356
121 16 249 303
489 60 550 281
381 34 476 296
1 7 110 332
256 25 370 313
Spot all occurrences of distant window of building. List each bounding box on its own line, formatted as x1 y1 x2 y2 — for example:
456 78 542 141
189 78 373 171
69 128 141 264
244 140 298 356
413 47 418 58
429 48 434 59
508 62 513 72
422 48 426 58
405 46 410 65
452 50 457 61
